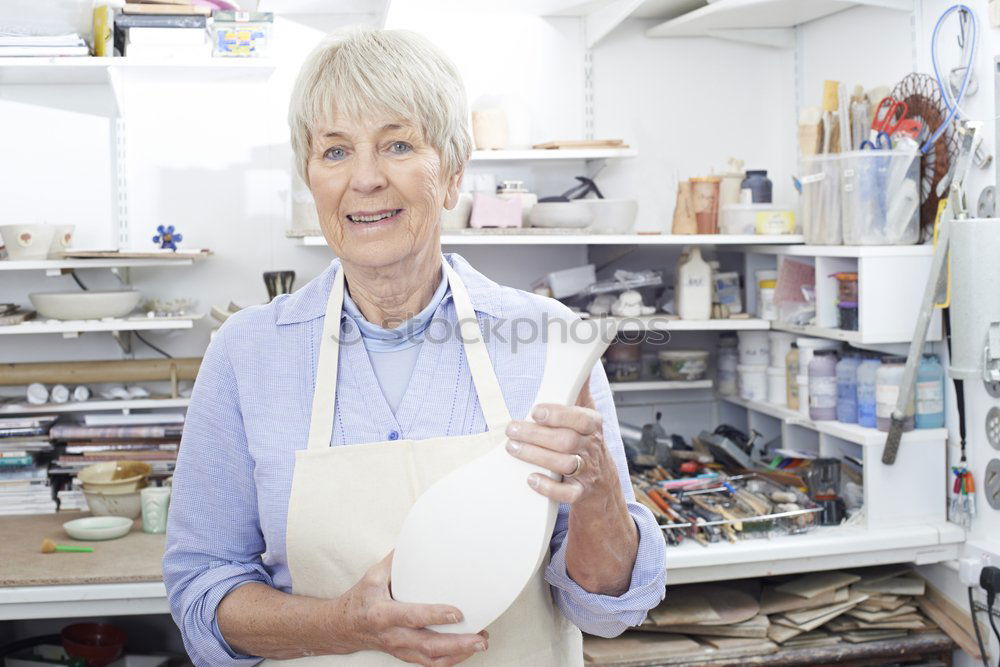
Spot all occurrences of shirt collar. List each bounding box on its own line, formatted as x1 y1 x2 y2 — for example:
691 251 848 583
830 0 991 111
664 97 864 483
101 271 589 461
273 252 503 326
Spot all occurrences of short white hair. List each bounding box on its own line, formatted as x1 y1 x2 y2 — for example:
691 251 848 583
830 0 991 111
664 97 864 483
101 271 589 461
288 27 472 185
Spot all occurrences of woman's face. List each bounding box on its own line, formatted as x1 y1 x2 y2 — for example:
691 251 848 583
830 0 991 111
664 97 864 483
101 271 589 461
307 110 460 271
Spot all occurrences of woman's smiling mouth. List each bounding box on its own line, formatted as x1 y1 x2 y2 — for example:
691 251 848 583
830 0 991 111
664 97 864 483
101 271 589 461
347 209 403 224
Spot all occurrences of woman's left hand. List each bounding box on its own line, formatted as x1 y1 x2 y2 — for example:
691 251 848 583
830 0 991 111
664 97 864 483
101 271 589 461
504 381 619 505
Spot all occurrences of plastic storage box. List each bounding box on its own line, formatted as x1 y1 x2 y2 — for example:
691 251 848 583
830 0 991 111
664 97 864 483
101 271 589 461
840 149 920 245
800 155 842 245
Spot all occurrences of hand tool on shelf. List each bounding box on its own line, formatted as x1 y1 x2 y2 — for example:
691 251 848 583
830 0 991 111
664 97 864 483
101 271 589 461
882 120 981 465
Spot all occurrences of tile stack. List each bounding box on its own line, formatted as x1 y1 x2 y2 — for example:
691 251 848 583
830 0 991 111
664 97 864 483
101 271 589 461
584 566 950 664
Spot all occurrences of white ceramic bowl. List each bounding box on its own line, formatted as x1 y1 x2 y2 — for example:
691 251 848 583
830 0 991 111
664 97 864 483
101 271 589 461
527 202 593 229
78 461 151 493
63 515 134 540
580 199 638 234
83 490 142 519
29 290 142 320
0 225 57 261
47 224 75 258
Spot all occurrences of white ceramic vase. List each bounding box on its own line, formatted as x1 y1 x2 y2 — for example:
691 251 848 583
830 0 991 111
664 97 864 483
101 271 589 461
472 109 508 150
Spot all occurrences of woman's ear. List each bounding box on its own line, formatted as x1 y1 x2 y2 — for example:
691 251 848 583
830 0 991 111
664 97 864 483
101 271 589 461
443 168 464 211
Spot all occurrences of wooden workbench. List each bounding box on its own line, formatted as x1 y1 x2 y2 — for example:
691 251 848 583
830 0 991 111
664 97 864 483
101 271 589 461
0 512 165 588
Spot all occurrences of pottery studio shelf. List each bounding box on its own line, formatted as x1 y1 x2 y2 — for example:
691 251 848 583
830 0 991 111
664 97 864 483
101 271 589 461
0 398 190 416
0 318 195 337
612 316 770 332
610 380 712 392
0 257 199 275
0 57 277 85
469 148 637 162
718 394 947 447
663 521 964 585
296 233 806 246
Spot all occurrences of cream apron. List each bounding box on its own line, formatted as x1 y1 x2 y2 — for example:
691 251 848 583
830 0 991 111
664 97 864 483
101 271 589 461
260 262 583 665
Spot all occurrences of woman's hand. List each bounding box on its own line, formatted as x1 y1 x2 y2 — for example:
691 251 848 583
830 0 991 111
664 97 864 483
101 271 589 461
503 380 639 596
337 551 489 666
503 381 617 505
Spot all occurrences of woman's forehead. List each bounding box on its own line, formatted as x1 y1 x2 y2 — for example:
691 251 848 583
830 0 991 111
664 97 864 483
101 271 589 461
315 109 422 138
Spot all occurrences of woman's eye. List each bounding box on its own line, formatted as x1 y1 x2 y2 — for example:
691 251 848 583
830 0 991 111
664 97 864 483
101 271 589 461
389 142 412 154
324 147 346 160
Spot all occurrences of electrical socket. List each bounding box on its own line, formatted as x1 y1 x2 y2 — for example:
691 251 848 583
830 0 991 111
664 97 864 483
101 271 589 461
961 557 984 587
981 565 1000 607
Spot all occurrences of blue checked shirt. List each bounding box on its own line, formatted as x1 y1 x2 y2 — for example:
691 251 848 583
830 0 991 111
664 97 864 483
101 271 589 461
163 253 667 666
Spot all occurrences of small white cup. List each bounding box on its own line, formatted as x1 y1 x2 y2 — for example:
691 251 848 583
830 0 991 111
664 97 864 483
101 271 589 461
140 487 171 534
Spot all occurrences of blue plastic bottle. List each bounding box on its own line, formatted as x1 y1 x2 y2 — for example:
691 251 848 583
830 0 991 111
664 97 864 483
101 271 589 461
836 354 861 423
856 355 881 429
916 354 945 428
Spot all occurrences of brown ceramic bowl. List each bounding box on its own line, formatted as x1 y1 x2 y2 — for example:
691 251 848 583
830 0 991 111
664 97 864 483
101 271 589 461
61 623 127 667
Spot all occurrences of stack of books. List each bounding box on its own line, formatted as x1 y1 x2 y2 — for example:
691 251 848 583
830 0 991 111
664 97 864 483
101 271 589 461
115 1 211 59
0 416 57 515
49 417 182 477
0 34 89 58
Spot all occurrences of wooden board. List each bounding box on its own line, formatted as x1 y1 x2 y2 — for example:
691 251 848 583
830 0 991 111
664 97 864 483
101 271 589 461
648 585 759 626
855 575 925 596
782 592 868 626
759 586 840 615
845 605 917 622
775 571 861 598
649 615 769 639
767 623 804 644
916 597 983 660
533 139 626 150
842 630 909 643
583 633 705 663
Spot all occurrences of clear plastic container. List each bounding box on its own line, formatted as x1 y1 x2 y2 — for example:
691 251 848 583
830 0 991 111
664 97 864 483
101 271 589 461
800 155 842 245
876 355 914 432
916 354 945 428
856 356 881 428
658 350 709 381
719 204 793 235
841 149 920 245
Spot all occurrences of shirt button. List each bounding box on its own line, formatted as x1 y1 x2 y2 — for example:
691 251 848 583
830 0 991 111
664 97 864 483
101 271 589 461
388 430 400 441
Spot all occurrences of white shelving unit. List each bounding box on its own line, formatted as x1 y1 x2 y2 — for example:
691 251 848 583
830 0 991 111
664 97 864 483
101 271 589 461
0 57 276 86
296 233 805 246
0 318 195 337
612 316 771 332
0 257 198 276
717 394 947 531
470 148 637 162
646 0 912 48
610 380 712 392
0 398 191 416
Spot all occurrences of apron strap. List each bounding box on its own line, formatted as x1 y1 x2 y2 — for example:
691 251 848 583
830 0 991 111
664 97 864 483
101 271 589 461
442 261 511 430
306 267 345 451
307 259 511 450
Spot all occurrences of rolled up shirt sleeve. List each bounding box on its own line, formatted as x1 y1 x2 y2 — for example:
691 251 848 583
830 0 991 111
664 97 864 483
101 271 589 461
544 363 667 637
163 325 271 667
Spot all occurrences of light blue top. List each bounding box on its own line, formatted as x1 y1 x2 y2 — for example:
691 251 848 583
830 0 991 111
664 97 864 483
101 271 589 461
341 266 448 413
163 253 668 667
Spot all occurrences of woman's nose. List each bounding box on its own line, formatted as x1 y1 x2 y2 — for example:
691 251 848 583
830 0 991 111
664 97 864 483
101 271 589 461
349 151 388 194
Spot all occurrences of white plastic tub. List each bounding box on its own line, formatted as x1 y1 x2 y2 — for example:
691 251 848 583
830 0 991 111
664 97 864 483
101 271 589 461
737 364 768 401
737 330 770 365
768 331 797 367
720 204 795 236
658 350 709 381
767 366 787 405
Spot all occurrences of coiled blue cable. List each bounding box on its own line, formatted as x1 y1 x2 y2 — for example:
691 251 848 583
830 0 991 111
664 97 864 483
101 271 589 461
922 4 977 154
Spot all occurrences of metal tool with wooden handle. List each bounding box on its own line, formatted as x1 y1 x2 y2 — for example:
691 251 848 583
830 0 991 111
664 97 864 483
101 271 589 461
882 121 980 464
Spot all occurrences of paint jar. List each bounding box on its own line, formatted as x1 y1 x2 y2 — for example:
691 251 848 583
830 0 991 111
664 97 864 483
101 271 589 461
604 339 642 383
786 343 800 410
758 279 777 320
767 366 787 405
690 177 721 234
768 331 796 368
856 355 881 428
737 364 768 402
737 330 770 365
796 337 840 377
836 354 861 423
808 349 838 421
833 272 859 303
838 301 859 331
876 355 914 432
717 335 739 396
740 170 773 204
916 354 945 428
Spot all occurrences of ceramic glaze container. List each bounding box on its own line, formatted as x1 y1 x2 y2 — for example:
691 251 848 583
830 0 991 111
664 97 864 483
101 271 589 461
808 349 838 421
916 354 945 428
836 355 861 424
856 356 881 428
876 355 914 432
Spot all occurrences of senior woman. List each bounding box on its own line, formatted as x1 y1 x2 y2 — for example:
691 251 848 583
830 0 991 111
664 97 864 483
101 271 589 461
164 27 666 666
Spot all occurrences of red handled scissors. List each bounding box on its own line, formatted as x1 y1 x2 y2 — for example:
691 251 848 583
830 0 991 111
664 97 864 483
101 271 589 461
870 96 923 143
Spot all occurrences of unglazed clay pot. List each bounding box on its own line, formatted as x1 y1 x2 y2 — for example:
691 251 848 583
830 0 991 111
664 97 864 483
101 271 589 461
472 109 508 150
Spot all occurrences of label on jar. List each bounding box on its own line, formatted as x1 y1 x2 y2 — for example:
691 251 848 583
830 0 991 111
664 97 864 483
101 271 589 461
809 376 837 408
916 380 944 414
876 384 899 418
